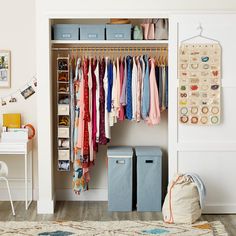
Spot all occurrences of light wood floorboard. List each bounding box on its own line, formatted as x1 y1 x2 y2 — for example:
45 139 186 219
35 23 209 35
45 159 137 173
0 201 235 235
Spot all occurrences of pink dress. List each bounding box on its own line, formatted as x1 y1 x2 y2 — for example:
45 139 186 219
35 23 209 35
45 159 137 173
147 58 161 125
77 63 85 154
136 57 142 122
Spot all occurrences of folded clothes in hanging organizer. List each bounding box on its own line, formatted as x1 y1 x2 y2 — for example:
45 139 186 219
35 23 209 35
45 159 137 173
54 48 168 194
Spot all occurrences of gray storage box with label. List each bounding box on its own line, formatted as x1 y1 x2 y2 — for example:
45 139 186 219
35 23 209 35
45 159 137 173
80 24 105 40
53 24 79 40
106 24 132 40
136 146 162 212
107 146 134 211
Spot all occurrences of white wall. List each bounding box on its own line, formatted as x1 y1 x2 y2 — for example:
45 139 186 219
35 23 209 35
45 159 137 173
1 0 235 203
169 13 236 213
36 0 236 211
0 0 37 200
38 0 236 12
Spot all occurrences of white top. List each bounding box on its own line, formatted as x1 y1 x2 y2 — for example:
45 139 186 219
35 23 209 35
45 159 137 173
109 62 118 127
95 60 100 142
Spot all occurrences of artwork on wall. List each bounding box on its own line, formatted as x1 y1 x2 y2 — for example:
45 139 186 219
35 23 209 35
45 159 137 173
0 75 37 106
0 50 11 88
178 43 221 125
21 85 35 100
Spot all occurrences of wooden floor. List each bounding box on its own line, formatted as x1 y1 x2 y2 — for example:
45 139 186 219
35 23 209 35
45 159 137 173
0 201 235 235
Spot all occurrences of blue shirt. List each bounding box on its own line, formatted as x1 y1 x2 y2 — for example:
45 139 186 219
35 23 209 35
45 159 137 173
107 60 113 112
126 56 133 120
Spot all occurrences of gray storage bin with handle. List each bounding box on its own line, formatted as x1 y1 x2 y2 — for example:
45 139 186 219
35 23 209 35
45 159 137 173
53 24 79 40
107 146 134 211
80 24 105 40
153 19 169 40
135 146 162 211
106 24 132 40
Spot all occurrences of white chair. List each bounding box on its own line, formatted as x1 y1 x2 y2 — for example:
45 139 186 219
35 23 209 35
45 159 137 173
0 161 15 215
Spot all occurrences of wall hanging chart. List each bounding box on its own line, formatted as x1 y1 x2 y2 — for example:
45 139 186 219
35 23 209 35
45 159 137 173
178 25 221 125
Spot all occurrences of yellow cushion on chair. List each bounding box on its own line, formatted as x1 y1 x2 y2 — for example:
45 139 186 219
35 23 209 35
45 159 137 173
3 113 21 128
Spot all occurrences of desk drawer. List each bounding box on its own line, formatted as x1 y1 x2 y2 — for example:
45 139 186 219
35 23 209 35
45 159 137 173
58 150 70 160
58 128 69 138
0 142 27 154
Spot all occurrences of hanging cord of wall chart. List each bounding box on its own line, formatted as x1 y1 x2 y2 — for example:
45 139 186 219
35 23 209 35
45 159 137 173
0 75 37 106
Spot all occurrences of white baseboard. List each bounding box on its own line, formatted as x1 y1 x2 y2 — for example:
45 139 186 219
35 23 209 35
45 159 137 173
55 188 108 201
203 203 236 214
2 186 236 214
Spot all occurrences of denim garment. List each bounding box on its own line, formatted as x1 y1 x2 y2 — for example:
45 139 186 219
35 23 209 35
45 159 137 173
126 56 133 120
158 66 162 108
107 60 113 112
165 66 168 109
141 55 150 119
120 57 127 105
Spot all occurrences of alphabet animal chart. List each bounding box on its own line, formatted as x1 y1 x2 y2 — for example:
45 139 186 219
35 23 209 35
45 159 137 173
178 44 221 125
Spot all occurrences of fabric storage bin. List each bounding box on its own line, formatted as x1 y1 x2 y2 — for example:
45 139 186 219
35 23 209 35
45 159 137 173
58 127 70 138
58 150 70 160
107 146 134 211
80 25 105 40
53 24 79 40
106 24 132 40
58 105 70 116
135 146 162 212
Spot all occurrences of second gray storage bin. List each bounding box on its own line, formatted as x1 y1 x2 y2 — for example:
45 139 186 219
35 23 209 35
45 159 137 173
136 146 162 212
80 24 105 40
106 24 132 40
107 146 134 211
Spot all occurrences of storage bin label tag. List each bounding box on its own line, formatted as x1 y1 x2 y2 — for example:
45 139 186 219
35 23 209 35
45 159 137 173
62 33 72 39
88 33 98 39
115 33 124 39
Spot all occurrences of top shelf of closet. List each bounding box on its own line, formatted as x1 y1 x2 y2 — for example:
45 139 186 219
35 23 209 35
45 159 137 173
51 40 168 45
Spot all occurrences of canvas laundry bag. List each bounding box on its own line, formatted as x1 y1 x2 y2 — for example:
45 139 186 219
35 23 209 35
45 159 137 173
162 174 202 224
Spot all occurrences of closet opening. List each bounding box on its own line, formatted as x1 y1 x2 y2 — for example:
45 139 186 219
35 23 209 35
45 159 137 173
50 18 169 203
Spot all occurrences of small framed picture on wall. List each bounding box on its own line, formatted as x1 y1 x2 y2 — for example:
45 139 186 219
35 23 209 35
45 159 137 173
0 50 11 88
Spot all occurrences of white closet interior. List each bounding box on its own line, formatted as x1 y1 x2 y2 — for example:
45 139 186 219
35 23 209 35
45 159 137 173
37 12 236 214
51 18 169 201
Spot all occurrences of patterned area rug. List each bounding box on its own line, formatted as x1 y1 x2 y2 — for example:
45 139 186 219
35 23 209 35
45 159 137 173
0 221 228 236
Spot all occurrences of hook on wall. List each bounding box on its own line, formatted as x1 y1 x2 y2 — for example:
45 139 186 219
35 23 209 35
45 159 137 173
197 23 203 36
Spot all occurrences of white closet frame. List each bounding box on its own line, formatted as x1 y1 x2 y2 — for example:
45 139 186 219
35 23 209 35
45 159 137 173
36 10 236 214
36 10 170 214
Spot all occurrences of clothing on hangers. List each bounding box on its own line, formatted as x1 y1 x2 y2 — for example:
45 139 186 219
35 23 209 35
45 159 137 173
126 56 133 120
68 53 168 194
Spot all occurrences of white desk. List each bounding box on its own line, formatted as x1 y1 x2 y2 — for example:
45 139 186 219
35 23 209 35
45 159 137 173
0 140 33 210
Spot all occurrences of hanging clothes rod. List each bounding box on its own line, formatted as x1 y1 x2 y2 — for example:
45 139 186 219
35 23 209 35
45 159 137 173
52 47 168 52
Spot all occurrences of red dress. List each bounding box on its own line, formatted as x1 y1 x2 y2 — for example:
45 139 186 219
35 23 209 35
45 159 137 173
83 57 90 167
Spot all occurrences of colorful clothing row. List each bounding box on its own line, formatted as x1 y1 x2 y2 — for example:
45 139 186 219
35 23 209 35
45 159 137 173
70 55 168 194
